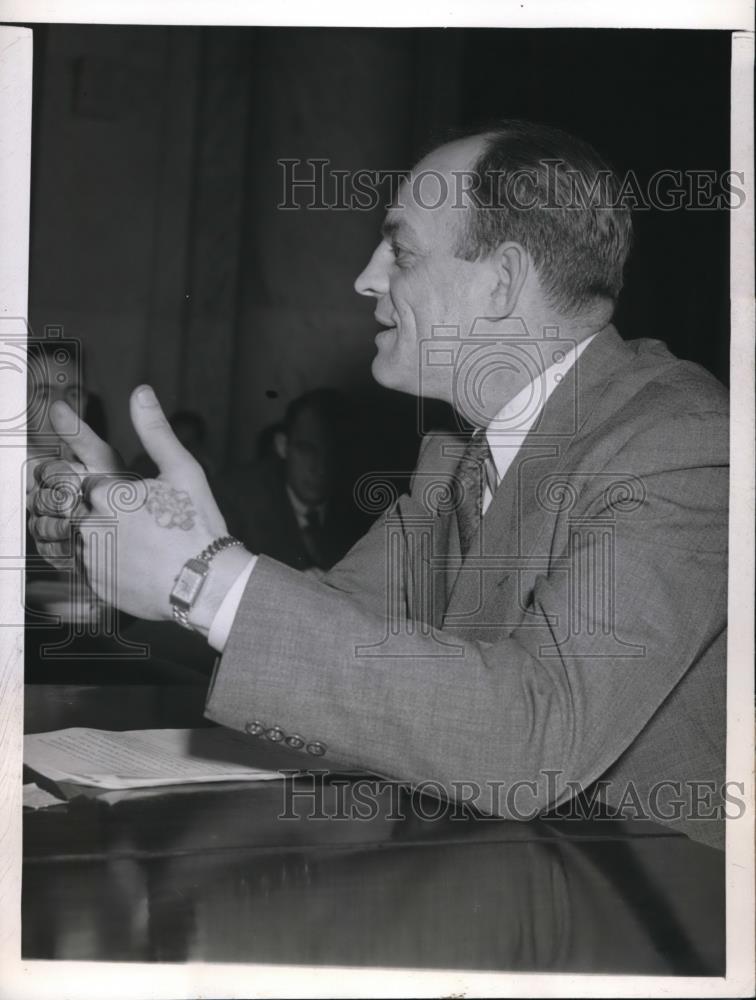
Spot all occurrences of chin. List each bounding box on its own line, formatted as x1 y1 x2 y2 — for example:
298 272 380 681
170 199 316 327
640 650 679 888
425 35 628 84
371 340 424 395
370 352 394 387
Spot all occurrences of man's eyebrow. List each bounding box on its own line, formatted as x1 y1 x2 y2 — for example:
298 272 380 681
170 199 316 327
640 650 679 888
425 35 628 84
380 218 401 240
380 217 417 244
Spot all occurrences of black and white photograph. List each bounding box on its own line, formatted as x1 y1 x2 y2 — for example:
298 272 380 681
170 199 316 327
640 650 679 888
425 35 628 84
0 2 753 997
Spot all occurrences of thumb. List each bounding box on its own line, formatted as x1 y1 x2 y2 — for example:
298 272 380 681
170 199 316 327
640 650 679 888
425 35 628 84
129 385 204 486
50 401 120 473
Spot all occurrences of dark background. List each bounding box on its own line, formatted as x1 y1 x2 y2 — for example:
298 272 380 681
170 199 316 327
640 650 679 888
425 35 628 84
26 25 731 475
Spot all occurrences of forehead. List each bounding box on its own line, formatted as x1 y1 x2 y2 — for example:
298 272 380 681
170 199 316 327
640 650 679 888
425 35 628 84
289 407 328 438
384 136 484 247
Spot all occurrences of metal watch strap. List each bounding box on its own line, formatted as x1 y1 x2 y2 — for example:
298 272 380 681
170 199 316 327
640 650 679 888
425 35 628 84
171 535 243 630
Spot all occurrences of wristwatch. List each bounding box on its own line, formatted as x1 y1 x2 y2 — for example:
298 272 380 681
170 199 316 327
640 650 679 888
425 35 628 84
169 535 243 630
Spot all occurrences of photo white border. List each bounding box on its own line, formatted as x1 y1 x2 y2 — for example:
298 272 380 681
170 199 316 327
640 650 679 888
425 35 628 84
0 0 752 30
0 2 753 997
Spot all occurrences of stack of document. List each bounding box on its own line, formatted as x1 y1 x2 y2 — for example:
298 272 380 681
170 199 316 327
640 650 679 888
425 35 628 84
24 727 288 790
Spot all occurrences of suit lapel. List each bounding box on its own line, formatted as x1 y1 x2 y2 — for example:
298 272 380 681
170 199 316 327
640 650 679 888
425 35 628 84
443 325 635 623
405 432 469 627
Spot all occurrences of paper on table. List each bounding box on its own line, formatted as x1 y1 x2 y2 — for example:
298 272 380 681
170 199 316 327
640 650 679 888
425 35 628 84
23 782 68 809
24 727 288 789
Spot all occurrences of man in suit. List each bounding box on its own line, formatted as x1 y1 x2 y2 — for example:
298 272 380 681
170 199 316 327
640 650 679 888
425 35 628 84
214 389 367 571
29 121 729 847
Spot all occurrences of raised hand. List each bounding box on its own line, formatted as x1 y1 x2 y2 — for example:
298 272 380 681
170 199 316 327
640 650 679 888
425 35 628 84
29 385 230 621
28 402 122 571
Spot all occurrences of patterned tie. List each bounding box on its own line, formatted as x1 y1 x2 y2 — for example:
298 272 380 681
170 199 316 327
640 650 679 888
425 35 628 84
454 431 495 555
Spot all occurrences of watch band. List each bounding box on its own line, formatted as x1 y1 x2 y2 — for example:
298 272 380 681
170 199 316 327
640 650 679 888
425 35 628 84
170 535 243 631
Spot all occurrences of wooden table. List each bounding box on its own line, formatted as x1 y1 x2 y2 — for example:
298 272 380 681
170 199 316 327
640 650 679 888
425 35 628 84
23 685 725 972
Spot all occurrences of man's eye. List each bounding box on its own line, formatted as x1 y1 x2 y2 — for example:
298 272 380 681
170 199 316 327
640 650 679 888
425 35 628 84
391 243 411 265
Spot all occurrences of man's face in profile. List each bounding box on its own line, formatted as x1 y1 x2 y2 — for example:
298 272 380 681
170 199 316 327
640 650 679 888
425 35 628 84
354 136 497 403
280 408 333 507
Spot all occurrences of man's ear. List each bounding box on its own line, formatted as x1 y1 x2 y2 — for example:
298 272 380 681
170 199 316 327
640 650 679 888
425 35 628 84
273 430 288 461
489 242 529 316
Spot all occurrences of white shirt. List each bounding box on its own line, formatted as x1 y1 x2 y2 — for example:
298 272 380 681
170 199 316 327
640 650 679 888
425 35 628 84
482 333 596 512
208 334 596 652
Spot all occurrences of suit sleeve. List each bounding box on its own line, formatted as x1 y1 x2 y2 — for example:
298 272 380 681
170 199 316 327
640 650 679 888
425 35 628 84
205 412 728 816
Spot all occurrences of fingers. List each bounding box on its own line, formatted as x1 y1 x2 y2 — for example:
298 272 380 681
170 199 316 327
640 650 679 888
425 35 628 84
28 512 74 543
50 400 121 473
128 388 225 529
29 461 87 513
28 460 89 567
28 503 78 570
28 456 81 493
129 386 205 486
31 540 75 569
31 486 84 519
32 458 87 488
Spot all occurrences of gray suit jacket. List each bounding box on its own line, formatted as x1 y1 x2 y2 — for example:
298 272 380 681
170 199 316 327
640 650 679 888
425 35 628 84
206 326 729 848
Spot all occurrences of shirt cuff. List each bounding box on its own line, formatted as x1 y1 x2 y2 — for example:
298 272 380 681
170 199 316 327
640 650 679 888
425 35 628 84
207 554 257 652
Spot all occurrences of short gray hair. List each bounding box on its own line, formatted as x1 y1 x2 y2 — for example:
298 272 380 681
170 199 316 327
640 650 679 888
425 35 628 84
454 121 633 315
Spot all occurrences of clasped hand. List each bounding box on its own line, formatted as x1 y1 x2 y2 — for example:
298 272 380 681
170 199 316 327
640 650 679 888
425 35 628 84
27 385 227 621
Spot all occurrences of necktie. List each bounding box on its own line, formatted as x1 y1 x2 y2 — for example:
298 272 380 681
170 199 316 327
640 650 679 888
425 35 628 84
454 432 495 555
302 507 329 569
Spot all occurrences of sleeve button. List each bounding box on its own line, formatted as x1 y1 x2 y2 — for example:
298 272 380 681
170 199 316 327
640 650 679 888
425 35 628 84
265 726 285 742
285 734 305 749
306 741 327 756
244 721 265 737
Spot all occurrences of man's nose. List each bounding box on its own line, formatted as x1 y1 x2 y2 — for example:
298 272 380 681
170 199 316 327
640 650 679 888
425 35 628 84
354 244 389 298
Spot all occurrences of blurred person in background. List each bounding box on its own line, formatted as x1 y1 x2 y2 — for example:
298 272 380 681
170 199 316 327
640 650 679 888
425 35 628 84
215 389 368 572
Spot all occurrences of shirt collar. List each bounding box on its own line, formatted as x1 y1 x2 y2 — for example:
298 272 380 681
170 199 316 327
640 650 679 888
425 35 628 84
485 333 597 484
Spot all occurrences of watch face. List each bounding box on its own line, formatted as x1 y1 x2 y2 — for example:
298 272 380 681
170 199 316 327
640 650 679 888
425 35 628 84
170 559 209 609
